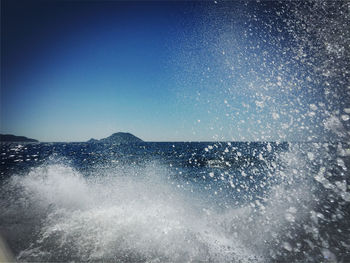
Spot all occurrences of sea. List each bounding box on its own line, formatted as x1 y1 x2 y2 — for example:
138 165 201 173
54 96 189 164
0 141 349 262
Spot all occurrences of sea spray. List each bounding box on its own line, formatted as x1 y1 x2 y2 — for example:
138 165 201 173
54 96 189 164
7 162 256 262
1 141 348 262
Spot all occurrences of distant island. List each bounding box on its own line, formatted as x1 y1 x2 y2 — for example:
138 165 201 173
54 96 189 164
88 132 143 144
0 134 38 143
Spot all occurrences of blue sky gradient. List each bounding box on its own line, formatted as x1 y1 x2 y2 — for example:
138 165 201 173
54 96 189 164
1 1 344 142
2 1 194 141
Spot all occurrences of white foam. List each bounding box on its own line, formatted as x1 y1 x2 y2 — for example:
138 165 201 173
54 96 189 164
12 163 258 262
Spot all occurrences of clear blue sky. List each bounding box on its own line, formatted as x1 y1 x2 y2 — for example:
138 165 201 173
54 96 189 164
1 0 344 142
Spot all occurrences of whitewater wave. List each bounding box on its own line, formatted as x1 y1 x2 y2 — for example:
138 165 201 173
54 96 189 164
1 163 259 262
0 143 348 262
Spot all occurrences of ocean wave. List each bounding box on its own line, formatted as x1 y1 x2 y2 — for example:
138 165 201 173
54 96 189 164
0 142 349 262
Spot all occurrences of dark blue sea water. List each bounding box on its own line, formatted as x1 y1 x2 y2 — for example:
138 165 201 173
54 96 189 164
0 141 349 262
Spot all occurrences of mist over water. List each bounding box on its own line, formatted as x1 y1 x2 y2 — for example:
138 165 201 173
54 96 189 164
1 0 350 262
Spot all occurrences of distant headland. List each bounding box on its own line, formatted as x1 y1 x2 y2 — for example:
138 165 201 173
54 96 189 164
0 134 39 143
88 132 143 144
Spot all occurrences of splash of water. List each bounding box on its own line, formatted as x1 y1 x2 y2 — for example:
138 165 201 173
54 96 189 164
2 141 347 262
3 163 260 262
